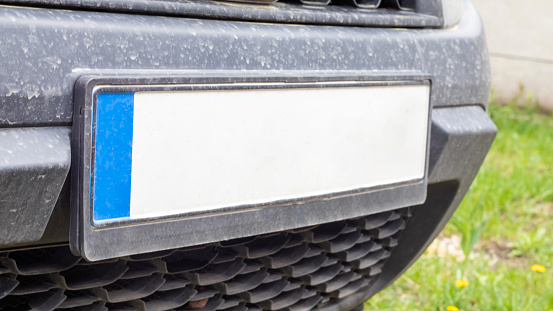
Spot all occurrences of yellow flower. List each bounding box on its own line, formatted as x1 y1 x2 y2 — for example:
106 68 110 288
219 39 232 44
455 279 469 288
447 306 459 311
531 264 546 273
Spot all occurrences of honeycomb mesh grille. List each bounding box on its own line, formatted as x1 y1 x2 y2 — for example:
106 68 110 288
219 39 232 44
0 208 411 311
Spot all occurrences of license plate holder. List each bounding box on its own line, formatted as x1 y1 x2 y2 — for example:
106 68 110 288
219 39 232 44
70 74 431 261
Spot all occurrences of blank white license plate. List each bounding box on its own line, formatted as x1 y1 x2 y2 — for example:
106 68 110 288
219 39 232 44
90 82 429 225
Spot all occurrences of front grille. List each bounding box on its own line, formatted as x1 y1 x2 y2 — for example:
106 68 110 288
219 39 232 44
3 0 442 28
226 0 412 11
0 208 411 311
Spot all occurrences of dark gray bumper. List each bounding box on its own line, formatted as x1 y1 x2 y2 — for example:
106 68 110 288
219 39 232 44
0 1 489 127
0 0 495 297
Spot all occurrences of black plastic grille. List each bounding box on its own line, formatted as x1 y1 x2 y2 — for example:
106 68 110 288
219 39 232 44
3 0 442 28
0 208 411 311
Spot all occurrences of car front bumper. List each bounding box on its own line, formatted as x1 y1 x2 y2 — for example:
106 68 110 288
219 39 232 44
0 0 496 309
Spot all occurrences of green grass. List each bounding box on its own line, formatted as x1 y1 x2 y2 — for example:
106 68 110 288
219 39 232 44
365 100 553 311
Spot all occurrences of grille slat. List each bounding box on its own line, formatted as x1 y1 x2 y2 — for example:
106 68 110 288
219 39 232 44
190 288 217 301
232 235 290 259
315 272 354 293
257 288 308 310
280 295 322 311
238 280 290 303
93 274 166 303
75 302 108 311
218 303 248 311
28 290 67 311
53 262 129 291
9 276 56 295
300 223 346 244
280 255 326 278
368 218 406 239
185 295 224 311
143 286 197 311
261 272 284 285
360 262 385 277
57 291 100 309
210 253 238 266
157 275 191 292
1 248 80 276
335 241 375 262
328 278 370 299
120 261 161 280
213 270 269 295
238 263 264 276
320 232 362 254
216 297 241 310
0 277 19 299
379 235 400 248
0 208 411 310
299 264 342 286
185 259 246 286
258 245 310 270
349 249 390 270
164 247 218 274
281 280 301 293
358 211 394 230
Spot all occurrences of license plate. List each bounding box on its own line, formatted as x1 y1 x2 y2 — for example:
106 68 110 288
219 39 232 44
71 76 431 260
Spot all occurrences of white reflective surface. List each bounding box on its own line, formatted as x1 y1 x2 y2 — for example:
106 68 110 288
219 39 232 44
129 84 429 219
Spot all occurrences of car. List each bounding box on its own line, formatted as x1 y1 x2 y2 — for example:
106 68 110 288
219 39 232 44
0 0 496 310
